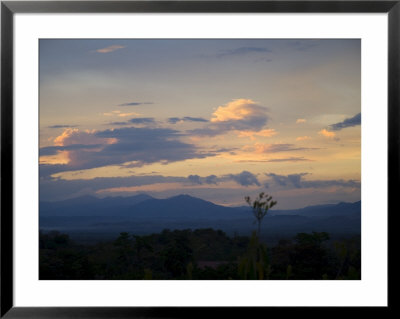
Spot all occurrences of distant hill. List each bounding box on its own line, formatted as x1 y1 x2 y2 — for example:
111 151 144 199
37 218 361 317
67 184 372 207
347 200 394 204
115 194 247 220
40 194 361 240
270 200 361 218
40 193 154 217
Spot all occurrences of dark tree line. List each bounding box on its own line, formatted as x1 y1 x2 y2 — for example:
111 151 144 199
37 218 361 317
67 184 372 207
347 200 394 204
39 229 360 280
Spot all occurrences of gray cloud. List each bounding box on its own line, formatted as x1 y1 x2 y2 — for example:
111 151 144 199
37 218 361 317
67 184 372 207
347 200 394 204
39 174 188 201
39 170 258 201
209 147 238 155
259 144 319 153
48 125 78 129
205 174 218 185
40 144 102 156
40 127 213 175
329 113 361 131
39 169 361 207
168 116 208 124
106 121 129 126
217 47 271 58
289 40 319 51
118 102 153 107
129 117 156 125
228 171 261 187
183 116 208 122
167 117 181 124
188 114 268 137
265 173 360 189
188 174 202 185
186 174 220 185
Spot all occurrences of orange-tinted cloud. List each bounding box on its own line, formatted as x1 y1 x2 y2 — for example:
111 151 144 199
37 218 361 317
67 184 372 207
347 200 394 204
95 182 222 194
103 110 140 117
211 99 267 123
53 128 117 146
318 129 337 139
41 127 213 175
53 128 78 146
96 45 125 53
238 129 277 139
296 118 306 123
39 150 70 165
249 143 318 154
190 99 270 137
296 136 312 141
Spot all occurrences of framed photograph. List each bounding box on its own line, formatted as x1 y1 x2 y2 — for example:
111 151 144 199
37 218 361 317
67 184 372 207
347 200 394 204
1 0 396 317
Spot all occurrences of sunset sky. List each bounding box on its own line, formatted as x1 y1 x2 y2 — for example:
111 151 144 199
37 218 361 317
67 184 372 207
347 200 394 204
39 39 361 209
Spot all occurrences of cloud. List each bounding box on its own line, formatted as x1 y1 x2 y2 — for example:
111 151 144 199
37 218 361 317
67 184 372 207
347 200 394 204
189 99 270 137
53 128 117 147
118 102 153 107
106 121 129 126
95 127 211 162
39 174 189 201
183 116 208 122
296 119 306 124
103 110 140 117
235 157 311 163
96 45 125 53
103 111 119 116
296 136 312 141
328 113 361 131
211 99 267 123
264 157 312 163
119 112 139 118
253 57 273 63
266 173 306 187
217 47 271 58
188 175 202 185
187 174 220 185
167 117 181 124
265 173 360 189
39 144 102 156
38 171 256 201
228 171 260 187
129 118 156 125
208 147 238 156
251 143 319 153
237 129 277 140
40 127 213 175
318 129 339 141
168 117 208 124
39 151 70 166
205 174 218 185
289 40 319 51
48 125 78 129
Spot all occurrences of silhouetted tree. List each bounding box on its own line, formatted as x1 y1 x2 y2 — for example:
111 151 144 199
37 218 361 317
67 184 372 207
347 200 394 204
133 235 153 262
245 192 277 236
113 232 133 268
238 231 270 279
291 232 331 279
39 228 360 280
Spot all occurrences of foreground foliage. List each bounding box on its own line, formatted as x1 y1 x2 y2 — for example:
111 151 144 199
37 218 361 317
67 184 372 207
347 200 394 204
39 228 360 280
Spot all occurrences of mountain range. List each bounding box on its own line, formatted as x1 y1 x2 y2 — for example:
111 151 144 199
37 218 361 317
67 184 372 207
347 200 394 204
40 194 361 242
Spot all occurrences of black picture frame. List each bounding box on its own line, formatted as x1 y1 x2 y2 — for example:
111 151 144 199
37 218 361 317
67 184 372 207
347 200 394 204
1 1 396 317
